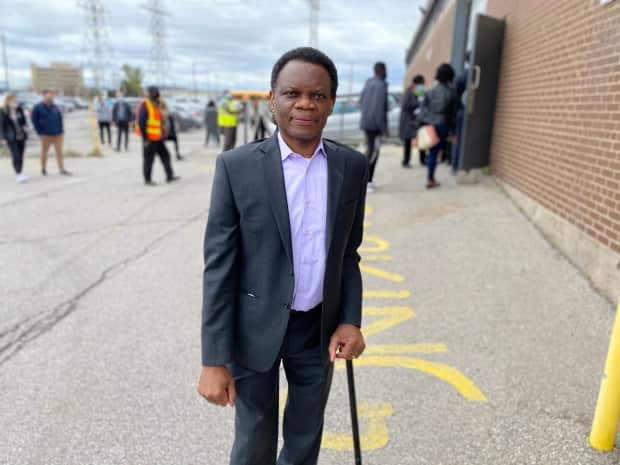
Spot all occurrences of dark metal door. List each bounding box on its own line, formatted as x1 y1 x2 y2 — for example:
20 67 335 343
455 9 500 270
458 14 505 171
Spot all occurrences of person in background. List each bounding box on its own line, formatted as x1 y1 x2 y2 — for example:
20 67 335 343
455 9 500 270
112 91 133 152
359 61 388 193
204 100 219 147
218 90 240 151
31 89 71 176
95 94 112 146
0 93 29 183
417 63 457 189
250 98 267 140
159 99 184 161
398 74 425 168
136 86 179 186
452 52 470 174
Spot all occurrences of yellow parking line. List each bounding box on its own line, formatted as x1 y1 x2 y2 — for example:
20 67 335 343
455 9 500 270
360 235 390 253
364 343 448 355
363 290 410 299
363 255 392 262
363 307 415 338
322 402 394 451
361 264 405 283
340 356 487 402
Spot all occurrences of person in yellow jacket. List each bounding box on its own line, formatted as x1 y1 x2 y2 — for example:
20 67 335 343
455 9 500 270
218 91 242 151
136 86 179 186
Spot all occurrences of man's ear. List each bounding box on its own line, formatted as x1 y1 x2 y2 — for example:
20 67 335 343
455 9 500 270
269 90 275 113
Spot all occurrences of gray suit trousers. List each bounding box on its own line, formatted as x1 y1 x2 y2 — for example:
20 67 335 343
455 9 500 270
229 308 334 465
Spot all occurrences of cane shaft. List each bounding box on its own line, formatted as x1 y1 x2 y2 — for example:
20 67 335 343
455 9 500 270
346 359 362 465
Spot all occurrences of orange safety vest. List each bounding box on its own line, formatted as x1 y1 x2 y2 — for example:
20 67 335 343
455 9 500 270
134 99 162 141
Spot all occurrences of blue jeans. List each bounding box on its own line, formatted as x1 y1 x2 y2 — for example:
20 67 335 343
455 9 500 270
427 123 449 181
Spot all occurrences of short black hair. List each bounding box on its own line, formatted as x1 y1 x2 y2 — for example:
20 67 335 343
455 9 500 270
435 63 455 84
374 62 386 75
412 74 425 85
271 47 338 99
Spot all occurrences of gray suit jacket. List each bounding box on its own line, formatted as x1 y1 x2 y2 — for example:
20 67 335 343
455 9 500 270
201 133 369 372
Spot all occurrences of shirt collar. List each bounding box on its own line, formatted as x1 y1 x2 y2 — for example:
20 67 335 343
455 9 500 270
277 131 326 162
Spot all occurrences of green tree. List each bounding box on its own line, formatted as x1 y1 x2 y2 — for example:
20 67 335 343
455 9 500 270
120 64 143 96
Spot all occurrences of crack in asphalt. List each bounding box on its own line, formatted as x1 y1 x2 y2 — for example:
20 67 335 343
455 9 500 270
0 218 199 245
0 210 206 367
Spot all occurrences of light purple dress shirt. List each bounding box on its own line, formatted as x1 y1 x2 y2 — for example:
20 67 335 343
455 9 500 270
278 132 328 312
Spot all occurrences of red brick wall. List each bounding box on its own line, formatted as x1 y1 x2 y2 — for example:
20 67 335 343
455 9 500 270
489 0 620 253
404 0 457 88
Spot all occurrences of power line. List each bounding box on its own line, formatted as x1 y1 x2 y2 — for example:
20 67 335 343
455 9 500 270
78 0 113 92
141 0 171 87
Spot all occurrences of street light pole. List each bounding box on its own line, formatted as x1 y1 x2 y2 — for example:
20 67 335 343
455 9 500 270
1 34 9 91
192 61 197 97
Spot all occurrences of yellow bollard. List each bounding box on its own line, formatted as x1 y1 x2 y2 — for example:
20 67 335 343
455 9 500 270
88 104 102 157
590 300 620 451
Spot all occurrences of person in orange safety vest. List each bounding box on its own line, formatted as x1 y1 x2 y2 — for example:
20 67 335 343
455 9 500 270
136 86 179 186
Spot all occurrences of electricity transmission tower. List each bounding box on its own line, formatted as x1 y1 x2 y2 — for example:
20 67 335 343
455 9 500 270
309 0 319 48
78 0 112 92
141 0 171 86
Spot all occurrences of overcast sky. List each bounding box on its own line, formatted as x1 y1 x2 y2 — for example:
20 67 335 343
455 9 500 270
0 0 424 93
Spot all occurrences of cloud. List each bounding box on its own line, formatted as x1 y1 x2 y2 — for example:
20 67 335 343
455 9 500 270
0 0 423 93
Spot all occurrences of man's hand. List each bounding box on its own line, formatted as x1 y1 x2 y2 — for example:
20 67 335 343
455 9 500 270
328 324 366 362
197 366 236 407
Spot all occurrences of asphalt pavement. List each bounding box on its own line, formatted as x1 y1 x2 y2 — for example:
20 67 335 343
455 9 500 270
0 122 619 464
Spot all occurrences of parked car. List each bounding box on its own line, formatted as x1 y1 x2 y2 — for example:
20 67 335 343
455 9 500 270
57 97 76 112
70 97 89 109
169 107 195 132
322 92 402 144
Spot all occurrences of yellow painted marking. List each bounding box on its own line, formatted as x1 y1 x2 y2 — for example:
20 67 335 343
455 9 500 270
361 264 405 283
321 402 394 451
364 343 448 355
363 255 392 262
363 221 373 228
362 307 415 338
336 356 487 402
278 390 393 452
363 290 410 299
365 205 374 217
360 235 390 253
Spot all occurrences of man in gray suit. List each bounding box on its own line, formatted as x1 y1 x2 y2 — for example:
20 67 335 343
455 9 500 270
197 47 368 465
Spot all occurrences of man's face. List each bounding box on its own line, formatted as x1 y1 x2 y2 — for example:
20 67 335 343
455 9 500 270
43 92 54 104
270 60 334 143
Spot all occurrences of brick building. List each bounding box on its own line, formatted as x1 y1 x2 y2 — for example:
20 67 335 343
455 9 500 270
31 62 84 96
406 0 620 301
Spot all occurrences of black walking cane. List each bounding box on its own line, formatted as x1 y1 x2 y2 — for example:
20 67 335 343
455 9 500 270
346 359 362 465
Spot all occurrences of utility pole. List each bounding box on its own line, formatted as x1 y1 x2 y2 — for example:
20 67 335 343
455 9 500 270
349 63 354 94
141 0 171 87
1 34 9 91
192 62 197 97
309 0 319 48
78 0 112 93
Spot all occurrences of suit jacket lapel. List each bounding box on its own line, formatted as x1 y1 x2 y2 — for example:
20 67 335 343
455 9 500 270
260 134 294 268
324 140 345 252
